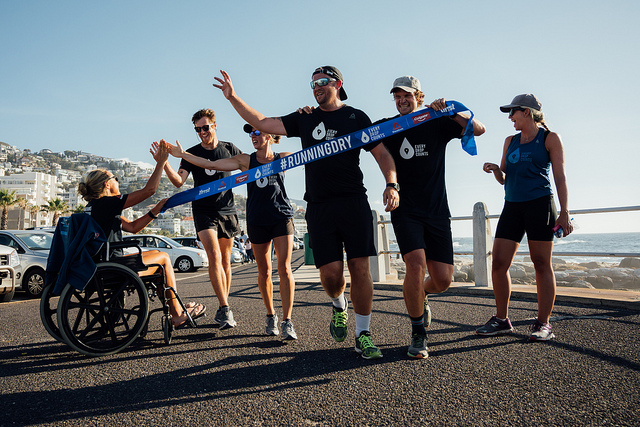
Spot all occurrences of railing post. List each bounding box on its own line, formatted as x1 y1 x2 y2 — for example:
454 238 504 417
370 210 385 282
473 202 493 287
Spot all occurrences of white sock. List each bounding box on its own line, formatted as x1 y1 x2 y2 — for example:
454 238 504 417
331 293 347 311
355 313 371 337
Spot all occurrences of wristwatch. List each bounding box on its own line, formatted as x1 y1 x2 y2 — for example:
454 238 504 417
386 182 400 191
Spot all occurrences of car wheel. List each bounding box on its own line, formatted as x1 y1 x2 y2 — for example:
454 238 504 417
24 269 45 298
176 256 194 272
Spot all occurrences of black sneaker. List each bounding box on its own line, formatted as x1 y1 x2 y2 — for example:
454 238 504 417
476 316 514 336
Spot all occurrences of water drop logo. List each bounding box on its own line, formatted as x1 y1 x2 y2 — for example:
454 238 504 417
313 122 326 140
361 131 370 144
257 177 268 188
400 138 415 159
254 169 262 179
508 148 520 164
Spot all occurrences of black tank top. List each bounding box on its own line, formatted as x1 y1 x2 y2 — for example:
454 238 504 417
247 152 294 226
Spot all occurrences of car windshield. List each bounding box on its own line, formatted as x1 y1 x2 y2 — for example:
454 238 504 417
161 237 183 247
18 233 53 250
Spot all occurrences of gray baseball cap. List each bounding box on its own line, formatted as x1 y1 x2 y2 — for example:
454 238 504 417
500 94 542 112
390 76 421 93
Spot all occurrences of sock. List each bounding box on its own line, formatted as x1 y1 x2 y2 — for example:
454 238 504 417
411 315 427 336
331 293 347 311
355 313 371 337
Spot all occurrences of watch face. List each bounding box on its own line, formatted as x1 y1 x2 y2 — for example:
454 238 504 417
387 183 400 191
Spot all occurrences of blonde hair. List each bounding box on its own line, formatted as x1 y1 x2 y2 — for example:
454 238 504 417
78 169 110 201
530 109 549 131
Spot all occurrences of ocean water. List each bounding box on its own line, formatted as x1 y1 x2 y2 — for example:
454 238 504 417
391 232 640 264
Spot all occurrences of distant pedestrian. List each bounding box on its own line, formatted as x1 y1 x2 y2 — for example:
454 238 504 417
476 94 572 341
245 238 254 263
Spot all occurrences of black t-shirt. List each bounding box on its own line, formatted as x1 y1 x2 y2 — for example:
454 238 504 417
376 115 462 219
84 194 129 244
179 141 242 215
281 105 378 203
247 152 294 226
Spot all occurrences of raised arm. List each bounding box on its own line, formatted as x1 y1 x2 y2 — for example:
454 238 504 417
124 143 168 208
370 143 399 212
429 98 486 136
121 199 167 234
213 70 288 136
152 139 189 188
546 132 573 236
164 140 250 172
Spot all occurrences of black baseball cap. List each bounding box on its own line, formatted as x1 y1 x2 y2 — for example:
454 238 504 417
312 66 348 100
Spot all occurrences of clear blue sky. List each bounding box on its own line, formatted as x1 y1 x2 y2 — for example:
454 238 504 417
2 1 638 235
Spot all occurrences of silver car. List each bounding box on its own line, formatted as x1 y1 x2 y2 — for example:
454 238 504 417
0 230 52 298
0 245 19 303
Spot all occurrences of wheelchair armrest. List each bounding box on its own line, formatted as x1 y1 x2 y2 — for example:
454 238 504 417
105 240 144 261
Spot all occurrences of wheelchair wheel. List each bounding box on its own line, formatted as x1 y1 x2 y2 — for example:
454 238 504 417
40 284 64 343
57 262 149 357
162 314 173 345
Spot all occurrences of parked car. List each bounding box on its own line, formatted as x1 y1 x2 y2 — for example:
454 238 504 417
174 236 244 264
123 234 209 272
0 245 19 303
294 236 304 250
0 230 53 298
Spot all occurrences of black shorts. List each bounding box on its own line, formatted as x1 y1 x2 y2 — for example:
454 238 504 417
495 195 557 242
305 197 376 268
247 218 295 245
391 213 453 264
193 212 240 239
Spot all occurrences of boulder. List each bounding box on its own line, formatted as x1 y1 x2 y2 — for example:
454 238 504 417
585 275 614 290
568 280 595 289
619 257 640 269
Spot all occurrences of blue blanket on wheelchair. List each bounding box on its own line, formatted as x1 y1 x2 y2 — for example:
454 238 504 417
46 214 107 295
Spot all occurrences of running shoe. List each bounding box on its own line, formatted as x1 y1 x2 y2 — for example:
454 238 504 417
330 306 348 342
265 314 279 336
476 316 514 336
529 320 555 341
424 294 432 328
216 306 237 330
407 333 429 359
281 319 298 340
355 331 383 359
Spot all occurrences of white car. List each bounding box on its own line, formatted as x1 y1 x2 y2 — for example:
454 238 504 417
123 234 209 272
0 230 52 298
0 245 20 303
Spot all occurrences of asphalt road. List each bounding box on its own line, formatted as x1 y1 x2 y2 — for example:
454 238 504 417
1 250 639 426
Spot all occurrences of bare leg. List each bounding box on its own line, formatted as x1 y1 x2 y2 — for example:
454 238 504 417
252 241 275 315
402 249 427 318
528 240 556 323
346 257 373 316
198 229 229 306
273 234 295 319
491 238 519 319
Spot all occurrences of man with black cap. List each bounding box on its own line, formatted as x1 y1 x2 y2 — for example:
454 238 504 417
213 67 399 359
375 76 485 359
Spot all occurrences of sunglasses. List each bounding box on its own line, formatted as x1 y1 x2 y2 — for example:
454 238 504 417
249 130 262 137
108 175 118 183
509 107 526 117
310 77 336 89
194 124 214 133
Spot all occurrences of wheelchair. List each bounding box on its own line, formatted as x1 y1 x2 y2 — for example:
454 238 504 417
41 215 202 357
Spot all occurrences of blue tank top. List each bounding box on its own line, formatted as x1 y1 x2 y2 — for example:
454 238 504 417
247 152 294 226
504 128 552 202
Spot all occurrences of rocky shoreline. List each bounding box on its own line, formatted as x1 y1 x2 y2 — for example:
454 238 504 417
391 256 640 292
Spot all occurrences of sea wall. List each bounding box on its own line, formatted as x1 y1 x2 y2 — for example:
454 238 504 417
391 257 640 291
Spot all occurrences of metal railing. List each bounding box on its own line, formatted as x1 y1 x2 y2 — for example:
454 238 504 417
370 204 640 286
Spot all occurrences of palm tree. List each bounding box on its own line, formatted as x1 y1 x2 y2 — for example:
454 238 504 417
73 204 86 214
28 204 40 228
40 198 69 226
16 197 27 230
0 189 19 230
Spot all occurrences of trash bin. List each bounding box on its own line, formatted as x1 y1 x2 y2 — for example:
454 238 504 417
303 233 314 265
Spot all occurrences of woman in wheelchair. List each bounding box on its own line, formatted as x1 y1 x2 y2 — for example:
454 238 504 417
77 145 206 328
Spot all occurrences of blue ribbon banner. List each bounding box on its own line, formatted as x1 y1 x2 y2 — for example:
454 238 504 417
163 100 476 211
